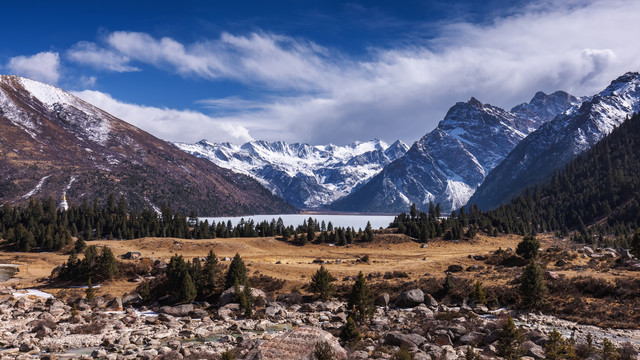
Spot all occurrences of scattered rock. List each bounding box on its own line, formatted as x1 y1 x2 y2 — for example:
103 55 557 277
395 289 424 308
244 327 347 360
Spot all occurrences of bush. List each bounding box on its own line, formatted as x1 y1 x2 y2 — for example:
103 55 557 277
516 235 540 260
392 344 413 360
339 316 361 344
470 280 486 305
313 341 334 360
221 350 234 360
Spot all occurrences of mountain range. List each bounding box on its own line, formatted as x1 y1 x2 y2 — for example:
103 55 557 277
175 139 408 208
469 72 640 210
329 91 579 213
0 75 296 216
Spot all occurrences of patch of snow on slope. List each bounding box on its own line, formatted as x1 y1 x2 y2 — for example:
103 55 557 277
445 180 475 211
22 175 51 198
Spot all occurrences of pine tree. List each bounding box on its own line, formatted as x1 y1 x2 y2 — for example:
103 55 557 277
516 235 541 259
602 338 620 360
309 266 335 301
225 253 248 289
545 329 571 360
519 260 547 309
203 250 220 293
179 272 197 303
471 280 486 305
347 272 374 324
339 316 361 344
240 284 254 318
631 230 640 259
497 316 524 360
85 277 95 301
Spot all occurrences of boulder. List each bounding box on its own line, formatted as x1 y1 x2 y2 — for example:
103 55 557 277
375 293 390 307
159 304 194 317
426 293 438 307
105 297 123 311
384 332 427 350
447 264 464 272
122 293 143 306
395 289 424 308
244 327 347 360
460 331 484 346
219 286 266 307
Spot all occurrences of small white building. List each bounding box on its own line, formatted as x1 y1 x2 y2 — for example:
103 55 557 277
59 193 69 211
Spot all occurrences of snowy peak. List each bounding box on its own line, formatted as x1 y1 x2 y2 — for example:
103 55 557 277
469 72 640 211
174 138 408 208
331 89 577 214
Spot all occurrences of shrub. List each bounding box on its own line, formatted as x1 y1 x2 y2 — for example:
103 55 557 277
392 344 413 360
85 277 95 301
602 338 619 360
516 235 541 260
339 316 361 344
313 341 334 360
470 280 486 305
221 350 234 360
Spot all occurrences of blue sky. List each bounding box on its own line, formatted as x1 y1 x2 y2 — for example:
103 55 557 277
2 0 640 145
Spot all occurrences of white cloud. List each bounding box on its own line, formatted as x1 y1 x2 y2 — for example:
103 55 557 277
72 90 253 144
67 41 139 72
65 0 640 145
7 52 60 84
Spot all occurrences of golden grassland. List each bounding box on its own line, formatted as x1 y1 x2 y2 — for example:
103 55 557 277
1 232 638 300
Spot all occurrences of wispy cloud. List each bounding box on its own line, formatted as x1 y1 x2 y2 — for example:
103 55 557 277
72 90 253 144
67 0 640 145
7 52 60 84
67 41 140 72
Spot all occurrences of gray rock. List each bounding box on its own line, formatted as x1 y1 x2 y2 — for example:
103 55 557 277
189 309 209 319
460 331 484 346
106 297 123 311
426 293 438 307
375 293 390 307
384 332 427 350
244 327 347 360
395 289 424 308
122 293 143 306
159 304 194 316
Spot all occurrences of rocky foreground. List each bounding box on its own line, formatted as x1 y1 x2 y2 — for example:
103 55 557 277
0 286 638 360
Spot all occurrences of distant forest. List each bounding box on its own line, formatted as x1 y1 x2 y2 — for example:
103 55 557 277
0 194 371 252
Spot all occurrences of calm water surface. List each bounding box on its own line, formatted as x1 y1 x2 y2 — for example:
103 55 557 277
204 214 395 230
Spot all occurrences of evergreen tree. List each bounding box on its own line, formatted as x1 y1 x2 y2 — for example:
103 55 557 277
516 235 541 260
497 316 524 360
221 350 234 360
339 316 361 344
179 272 197 303
631 230 640 259
602 338 620 360
471 280 486 305
85 277 95 301
225 253 248 289
545 329 576 360
98 246 118 280
309 266 335 301
240 284 254 318
74 237 86 253
203 250 220 293
519 260 547 309
346 272 375 324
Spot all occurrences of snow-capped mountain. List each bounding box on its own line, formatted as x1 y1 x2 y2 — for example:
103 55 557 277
330 91 579 214
0 75 296 215
175 139 409 208
469 72 640 210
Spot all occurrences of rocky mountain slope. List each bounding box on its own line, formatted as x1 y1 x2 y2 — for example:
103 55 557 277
469 72 640 210
330 91 578 214
0 75 296 216
175 139 408 208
